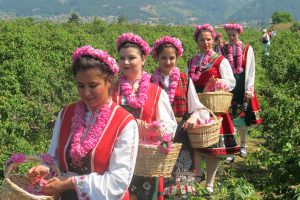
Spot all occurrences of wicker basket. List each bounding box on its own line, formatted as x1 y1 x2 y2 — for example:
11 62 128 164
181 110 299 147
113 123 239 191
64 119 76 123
0 156 61 200
198 91 233 113
134 143 182 177
187 111 223 148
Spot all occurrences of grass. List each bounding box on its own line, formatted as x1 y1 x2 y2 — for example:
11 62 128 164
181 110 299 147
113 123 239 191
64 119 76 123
189 132 268 200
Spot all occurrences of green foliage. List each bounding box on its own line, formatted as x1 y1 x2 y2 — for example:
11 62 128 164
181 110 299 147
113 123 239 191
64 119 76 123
217 178 257 200
291 21 300 32
257 31 300 198
272 10 294 24
0 19 299 200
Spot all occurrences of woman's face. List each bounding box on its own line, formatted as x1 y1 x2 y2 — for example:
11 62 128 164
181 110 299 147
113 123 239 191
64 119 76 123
226 29 240 44
157 47 177 75
197 31 213 54
75 68 111 111
118 47 146 81
216 37 224 45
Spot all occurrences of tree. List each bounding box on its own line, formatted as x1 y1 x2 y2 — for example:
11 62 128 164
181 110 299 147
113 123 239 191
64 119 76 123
291 21 300 32
117 15 127 24
68 12 80 24
272 11 293 24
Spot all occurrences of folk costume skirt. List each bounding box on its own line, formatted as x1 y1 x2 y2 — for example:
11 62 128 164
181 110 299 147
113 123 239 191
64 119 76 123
164 119 197 197
229 71 262 127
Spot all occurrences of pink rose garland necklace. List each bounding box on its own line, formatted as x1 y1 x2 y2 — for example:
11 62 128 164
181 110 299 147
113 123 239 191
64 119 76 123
151 67 180 104
119 72 151 108
227 42 243 74
70 102 111 166
190 50 213 81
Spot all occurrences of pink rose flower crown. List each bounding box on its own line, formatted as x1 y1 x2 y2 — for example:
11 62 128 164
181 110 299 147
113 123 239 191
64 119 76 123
151 36 184 60
116 32 151 56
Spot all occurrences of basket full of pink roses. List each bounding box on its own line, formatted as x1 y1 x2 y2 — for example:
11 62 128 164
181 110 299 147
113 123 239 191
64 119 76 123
198 79 233 113
134 121 182 177
0 154 61 200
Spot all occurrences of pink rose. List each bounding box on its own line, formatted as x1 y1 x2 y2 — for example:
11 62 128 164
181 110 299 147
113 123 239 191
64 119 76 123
149 121 161 129
159 133 173 154
162 133 172 142
214 80 229 92
10 153 26 163
39 154 54 165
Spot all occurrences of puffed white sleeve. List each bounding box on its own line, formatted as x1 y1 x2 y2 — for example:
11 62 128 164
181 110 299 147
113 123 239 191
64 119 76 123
245 46 255 96
219 58 236 91
187 77 210 121
48 110 62 161
187 77 207 114
156 89 177 137
72 119 139 200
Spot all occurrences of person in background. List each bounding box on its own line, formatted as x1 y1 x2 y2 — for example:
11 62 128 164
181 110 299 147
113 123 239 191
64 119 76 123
28 45 139 200
262 28 270 56
187 24 239 194
112 32 177 200
222 23 262 164
150 36 211 195
271 30 277 37
213 32 226 55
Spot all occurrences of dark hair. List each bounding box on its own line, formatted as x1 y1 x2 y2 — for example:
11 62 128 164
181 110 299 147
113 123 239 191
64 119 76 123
117 42 144 57
214 32 223 41
195 29 212 42
155 43 178 58
72 56 114 81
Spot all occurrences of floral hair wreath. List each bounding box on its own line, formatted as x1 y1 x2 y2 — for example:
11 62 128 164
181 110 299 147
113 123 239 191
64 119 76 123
193 23 216 41
151 36 184 60
72 45 119 75
223 23 244 33
116 32 151 56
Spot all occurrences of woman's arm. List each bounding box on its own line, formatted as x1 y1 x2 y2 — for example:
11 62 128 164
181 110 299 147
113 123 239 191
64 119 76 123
219 58 236 91
187 77 207 114
156 90 178 137
181 77 210 129
245 46 255 97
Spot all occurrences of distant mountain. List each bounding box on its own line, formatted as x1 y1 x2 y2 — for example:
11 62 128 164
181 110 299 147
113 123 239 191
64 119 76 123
228 0 300 24
0 0 299 25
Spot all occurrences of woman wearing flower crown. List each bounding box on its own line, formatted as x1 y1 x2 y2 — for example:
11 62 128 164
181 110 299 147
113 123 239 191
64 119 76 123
222 23 262 164
111 33 177 200
150 36 211 195
213 32 226 55
28 45 139 200
187 24 239 194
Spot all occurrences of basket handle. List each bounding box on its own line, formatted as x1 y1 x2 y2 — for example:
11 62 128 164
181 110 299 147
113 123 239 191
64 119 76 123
5 155 61 179
208 109 218 121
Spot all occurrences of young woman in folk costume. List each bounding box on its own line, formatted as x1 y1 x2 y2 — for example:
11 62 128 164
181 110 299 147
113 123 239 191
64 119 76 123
111 33 177 200
187 24 239 194
213 32 226 55
150 36 211 194
28 45 139 200
222 23 262 163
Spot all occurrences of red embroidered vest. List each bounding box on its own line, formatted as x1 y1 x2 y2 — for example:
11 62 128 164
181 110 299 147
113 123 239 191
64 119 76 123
112 81 162 123
172 72 189 117
188 53 224 88
58 102 134 200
